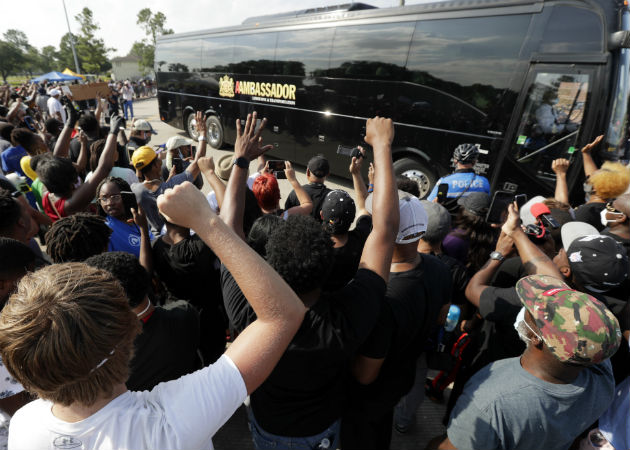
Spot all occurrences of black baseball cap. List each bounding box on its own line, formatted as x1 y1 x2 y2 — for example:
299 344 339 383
321 190 356 235
307 155 330 178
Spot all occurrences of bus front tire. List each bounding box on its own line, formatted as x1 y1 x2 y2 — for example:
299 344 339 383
393 157 436 199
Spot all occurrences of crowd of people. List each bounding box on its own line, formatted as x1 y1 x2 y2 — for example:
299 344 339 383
0 81 629 450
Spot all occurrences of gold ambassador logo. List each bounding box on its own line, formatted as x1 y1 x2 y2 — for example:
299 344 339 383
219 75 235 98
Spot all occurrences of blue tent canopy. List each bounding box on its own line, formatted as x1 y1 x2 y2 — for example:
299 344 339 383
30 71 83 83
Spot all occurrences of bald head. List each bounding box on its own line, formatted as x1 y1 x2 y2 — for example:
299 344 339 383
613 194 630 217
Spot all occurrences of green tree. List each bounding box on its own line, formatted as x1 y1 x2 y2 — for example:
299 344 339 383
57 32 81 72
0 40 24 82
41 45 59 72
134 8 174 73
3 29 30 51
74 7 115 74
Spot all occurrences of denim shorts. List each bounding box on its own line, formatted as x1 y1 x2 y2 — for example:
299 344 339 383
247 407 341 450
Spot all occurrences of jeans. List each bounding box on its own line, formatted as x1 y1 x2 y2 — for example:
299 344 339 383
247 407 341 450
123 100 134 119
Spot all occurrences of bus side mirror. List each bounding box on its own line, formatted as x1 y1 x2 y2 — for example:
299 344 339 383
609 31 630 50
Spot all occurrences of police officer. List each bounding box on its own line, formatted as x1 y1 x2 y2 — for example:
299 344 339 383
427 143 490 202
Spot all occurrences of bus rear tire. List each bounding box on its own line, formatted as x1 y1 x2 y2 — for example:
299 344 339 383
186 112 200 140
393 157 436 199
205 116 224 149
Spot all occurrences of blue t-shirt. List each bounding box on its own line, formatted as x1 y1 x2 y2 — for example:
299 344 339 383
105 216 153 257
1 146 27 176
427 170 490 201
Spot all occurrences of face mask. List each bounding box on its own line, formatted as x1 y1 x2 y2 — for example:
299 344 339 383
600 208 624 227
513 307 543 344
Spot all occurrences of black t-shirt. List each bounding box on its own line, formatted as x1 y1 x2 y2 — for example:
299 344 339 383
350 253 452 411
324 215 372 291
472 286 526 372
491 256 527 289
574 202 607 231
284 182 331 222
434 252 470 306
126 300 200 391
221 267 386 436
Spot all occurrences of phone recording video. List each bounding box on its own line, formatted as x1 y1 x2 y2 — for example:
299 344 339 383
485 190 514 225
267 160 287 179
437 183 449 204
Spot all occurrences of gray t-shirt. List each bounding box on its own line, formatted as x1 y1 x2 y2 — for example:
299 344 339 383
448 357 615 450
132 170 194 235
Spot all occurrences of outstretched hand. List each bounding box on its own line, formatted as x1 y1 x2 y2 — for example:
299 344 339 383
234 112 273 162
551 158 570 175
131 205 148 229
158 181 214 230
195 111 207 141
284 161 297 182
581 135 603 154
65 103 79 128
109 114 123 135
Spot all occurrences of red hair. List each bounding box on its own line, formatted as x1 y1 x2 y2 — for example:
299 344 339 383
253 173 281 211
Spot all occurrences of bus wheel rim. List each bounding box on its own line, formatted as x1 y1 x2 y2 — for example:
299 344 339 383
401 169 431 197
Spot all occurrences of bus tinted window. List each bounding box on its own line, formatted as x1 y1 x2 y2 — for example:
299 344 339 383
275 28 335 76
407 15 530 112
155 39 201 73
328 22 415 80
231 33 277 75
539 6 603 53
202 36 234 72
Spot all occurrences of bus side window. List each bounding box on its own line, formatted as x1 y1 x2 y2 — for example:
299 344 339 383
275 28 334 77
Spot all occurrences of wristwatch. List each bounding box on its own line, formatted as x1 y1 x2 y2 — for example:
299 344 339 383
232 156 249 169
489 251 505 262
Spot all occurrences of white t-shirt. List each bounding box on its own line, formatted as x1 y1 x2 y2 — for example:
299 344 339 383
85 167 139 188
0 358 24 450
121 86 134 102
46 97 66 123
8 354 246 450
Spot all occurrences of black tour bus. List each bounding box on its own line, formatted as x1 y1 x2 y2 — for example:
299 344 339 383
156 0 630 199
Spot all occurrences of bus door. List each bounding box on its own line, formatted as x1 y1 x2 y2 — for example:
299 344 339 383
492 64 603 197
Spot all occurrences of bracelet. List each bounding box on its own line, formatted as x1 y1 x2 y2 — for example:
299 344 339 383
368 183 374 187
198 136 207 142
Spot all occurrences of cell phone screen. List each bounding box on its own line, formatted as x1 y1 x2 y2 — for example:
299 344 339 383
437 183 449 202
267 160 285 171
485 190 514 225
515 194 528 211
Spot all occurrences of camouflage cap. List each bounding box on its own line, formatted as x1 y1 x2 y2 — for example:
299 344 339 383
516 274 621 365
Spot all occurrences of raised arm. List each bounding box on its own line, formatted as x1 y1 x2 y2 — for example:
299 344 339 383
581 134 602 178
349 147 369 216
158 182 306 394
63 115 120 215
551 158 570 205
131 205 153 275
358 117 399 281
503 203 562 278
185 111 209 180
94 95 103 124
285 161 313 217
220 112 272 239
198 156 226 209
72 130 89 174
465 232 515 308
53 104 79 158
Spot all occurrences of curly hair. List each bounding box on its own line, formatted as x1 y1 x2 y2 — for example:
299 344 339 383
397 177 420 198
85 252 150 308
452 208 496 272
0 263 140 406
95 177 134 219
265 215 334 295
248 214 283 257
45 213 111 263
35 155 77 196
589 162 630 200
252 173 281 211
589 161 630 200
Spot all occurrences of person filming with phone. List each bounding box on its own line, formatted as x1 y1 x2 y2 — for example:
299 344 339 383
427 144 490 202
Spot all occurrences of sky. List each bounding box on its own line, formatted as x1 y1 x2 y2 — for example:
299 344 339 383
1 0 423 58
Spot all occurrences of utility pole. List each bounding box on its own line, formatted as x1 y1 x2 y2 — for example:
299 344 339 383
61 0 81 74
